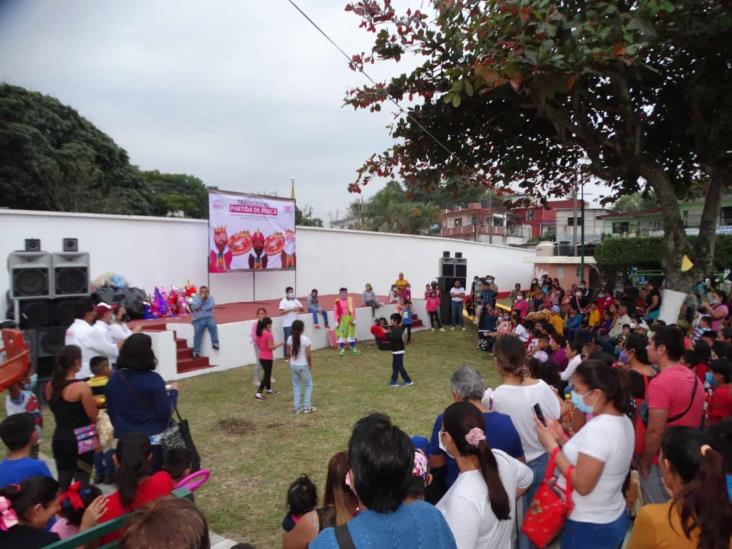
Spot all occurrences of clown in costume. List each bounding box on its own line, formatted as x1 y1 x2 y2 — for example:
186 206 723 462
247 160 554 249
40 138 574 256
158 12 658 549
334 287 361 356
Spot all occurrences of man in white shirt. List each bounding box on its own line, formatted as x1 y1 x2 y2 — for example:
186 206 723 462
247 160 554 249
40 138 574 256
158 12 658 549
90 302 121 364
64 297 98 379
278 286 303 358
449 279 466 331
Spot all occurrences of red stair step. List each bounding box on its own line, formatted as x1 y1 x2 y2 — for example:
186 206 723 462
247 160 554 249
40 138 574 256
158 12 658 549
175 338 188 349
177 356 213 374
177 348 193 360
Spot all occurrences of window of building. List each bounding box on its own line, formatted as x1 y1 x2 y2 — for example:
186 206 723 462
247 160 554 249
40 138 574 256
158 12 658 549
493 215 505 227
526 210 534 221
612 221 629 234
720 206 732 226
647 220 663 231
567 216 583 226
454 218 462 227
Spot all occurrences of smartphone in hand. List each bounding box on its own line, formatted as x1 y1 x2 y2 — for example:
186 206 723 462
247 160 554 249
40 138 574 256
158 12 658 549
533 403 547 427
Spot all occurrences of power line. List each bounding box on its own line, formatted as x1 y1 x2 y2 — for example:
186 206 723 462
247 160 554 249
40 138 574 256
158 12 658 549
285 0 479 179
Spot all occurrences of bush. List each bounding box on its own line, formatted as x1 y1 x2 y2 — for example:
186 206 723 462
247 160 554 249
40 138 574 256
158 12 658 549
595 235 732 273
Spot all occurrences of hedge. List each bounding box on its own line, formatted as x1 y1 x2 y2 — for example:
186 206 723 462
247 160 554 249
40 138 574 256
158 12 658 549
594 235 732 272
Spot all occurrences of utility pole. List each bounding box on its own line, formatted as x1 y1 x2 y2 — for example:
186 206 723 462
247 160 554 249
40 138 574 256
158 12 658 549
488 192 493 244
571 180 578 256
580 171 586 282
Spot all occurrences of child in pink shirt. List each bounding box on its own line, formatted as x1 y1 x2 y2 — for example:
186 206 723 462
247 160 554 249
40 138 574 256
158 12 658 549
255 317 283 401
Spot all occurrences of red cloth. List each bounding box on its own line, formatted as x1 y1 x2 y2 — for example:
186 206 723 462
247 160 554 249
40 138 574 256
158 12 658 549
708 384 732 426
370 325 387 340
99 471 175 543
209 249 232 272
693 363 709 382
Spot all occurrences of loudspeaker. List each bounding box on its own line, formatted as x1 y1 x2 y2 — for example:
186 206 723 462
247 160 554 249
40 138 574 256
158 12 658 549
455 252 463 259
25 239 41 252
52 252 90 297
441 263 455 277
62 238 78 252
442 251 450 258
29 327 66 359
18 300 53 329
8 252 52 299
52 298 77 327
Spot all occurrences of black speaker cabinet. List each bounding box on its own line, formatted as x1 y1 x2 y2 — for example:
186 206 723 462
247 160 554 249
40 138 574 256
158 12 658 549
25 239 41 252
62 238 79 252
30 327 66 359
18 300 53 329
8 251 52 299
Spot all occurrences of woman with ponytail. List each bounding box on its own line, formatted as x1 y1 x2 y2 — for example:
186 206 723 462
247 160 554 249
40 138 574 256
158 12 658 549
43 345 98 490
98 432 175 543
628 427 732 549
436 401 533 548
287 319 316 414
486 334 559 549
0 476 61 547
535 359 634 548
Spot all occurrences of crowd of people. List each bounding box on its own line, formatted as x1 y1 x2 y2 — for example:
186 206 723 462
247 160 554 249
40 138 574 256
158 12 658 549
2 273 732 548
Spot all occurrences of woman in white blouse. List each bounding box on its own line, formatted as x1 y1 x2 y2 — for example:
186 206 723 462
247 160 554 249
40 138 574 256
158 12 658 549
436 401 533 549
483 334 560 549
535 359 634 549
109 304 138 344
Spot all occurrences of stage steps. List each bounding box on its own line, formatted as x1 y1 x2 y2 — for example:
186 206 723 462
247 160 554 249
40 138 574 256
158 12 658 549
136 321 214 375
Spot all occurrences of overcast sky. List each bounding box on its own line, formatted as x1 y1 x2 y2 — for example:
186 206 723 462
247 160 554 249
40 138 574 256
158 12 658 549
0 0 429 221
0 0 608 222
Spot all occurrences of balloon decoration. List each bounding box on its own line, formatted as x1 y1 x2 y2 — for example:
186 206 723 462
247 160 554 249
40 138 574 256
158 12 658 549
144 282 198 319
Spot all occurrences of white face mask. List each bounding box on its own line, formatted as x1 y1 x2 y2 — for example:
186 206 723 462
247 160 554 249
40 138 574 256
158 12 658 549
516 295 523 301
575 292 583 298
286 292 294 299
438 431 455 459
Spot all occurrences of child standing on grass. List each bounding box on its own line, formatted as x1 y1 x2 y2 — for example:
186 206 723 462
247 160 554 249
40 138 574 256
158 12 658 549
402 299 414 344
255 317 283 401
250 307 276 386
88 356 115 484
387 313 413 387
426 290 444 332
287 320 316 414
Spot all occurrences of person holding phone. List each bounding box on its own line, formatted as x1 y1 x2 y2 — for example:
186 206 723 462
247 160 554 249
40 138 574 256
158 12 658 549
535 359 634 549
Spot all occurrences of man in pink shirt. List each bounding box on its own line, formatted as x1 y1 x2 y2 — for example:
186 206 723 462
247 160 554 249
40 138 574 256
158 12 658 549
640 325 704 504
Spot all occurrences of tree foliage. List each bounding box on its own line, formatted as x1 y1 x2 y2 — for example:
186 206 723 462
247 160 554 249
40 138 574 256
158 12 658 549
143 170 211 218
0 84 153 215
354 180 440 234
611 190 659 212
344 0 732 290
296 205 324 227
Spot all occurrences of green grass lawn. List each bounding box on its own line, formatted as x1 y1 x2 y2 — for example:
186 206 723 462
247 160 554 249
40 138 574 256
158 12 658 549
19 328 499 547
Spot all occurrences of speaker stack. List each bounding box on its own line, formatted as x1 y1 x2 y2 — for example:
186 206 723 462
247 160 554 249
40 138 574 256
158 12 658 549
7 238 90 378
437 251 468 323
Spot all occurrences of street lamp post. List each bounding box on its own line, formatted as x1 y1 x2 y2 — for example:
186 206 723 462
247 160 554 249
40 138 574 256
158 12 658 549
580 173 585 283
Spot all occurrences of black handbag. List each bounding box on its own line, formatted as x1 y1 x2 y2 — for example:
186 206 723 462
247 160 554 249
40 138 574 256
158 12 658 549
119 372 201 471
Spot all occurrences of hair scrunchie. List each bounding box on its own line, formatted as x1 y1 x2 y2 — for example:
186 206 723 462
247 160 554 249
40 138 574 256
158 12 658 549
465 427 486 447
0 495 18 531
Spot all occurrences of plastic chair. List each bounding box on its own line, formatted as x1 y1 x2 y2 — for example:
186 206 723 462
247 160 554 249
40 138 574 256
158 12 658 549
0 329 30 391
174 469 211 492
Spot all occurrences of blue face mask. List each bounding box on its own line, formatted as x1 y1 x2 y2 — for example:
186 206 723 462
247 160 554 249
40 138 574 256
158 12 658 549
571 390 594 414
705 372 718 388
618 350 629 364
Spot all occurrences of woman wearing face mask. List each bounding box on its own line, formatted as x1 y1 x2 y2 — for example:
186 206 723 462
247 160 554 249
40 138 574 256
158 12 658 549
436 401 533 548
627 427 732 549
512 292 528 321
535 359 634 549
705 289 729 332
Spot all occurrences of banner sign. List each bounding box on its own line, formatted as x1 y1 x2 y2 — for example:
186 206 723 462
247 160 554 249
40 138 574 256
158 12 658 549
208 191 296 272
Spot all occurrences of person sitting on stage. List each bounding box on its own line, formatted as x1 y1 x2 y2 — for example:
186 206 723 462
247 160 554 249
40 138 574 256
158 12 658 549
190 286 219 358
334 288 360 357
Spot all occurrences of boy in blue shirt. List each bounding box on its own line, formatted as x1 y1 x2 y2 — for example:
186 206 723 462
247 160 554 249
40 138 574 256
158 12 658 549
0 412 53 487
401 299 414 344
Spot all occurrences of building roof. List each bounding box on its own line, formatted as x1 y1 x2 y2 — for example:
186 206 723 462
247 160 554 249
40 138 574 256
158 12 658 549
596 208 663 219
522 256 597 265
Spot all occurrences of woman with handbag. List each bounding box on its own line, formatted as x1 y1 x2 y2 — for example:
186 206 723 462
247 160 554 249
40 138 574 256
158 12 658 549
105 333 179 471
436 401 533 548
535 359 634 549
45 345 99 490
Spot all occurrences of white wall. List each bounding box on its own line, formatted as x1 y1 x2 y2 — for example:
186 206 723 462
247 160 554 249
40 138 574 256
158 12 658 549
0 209 535 319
